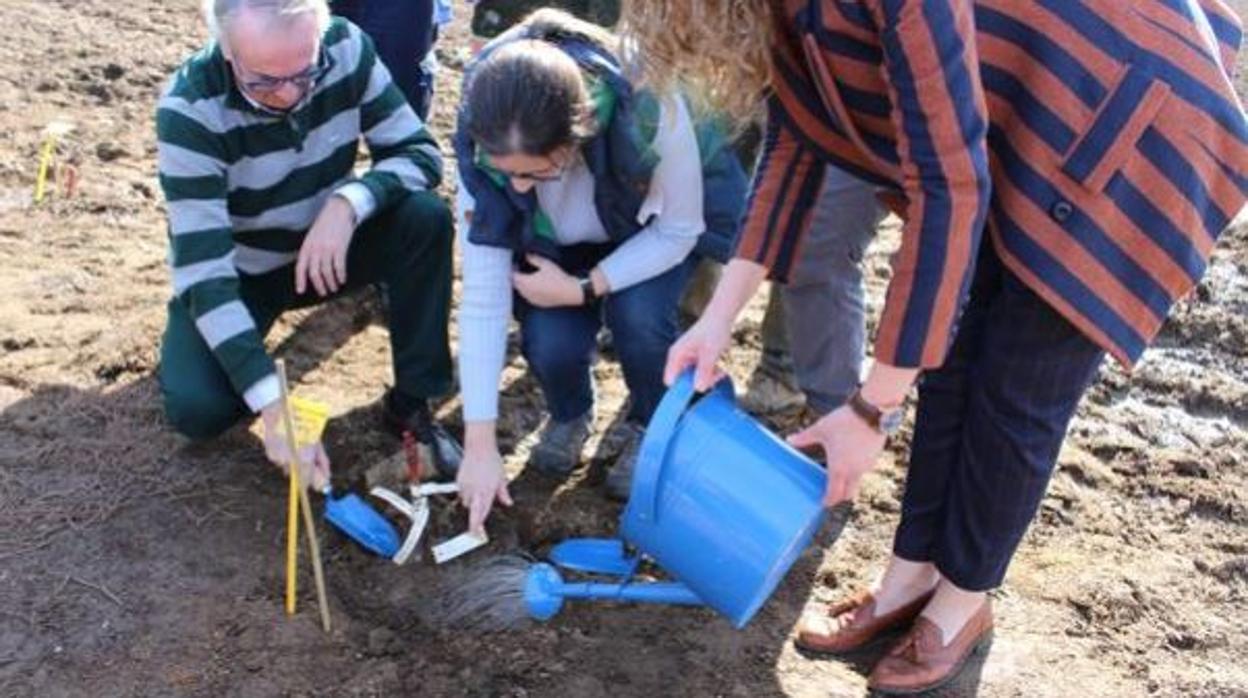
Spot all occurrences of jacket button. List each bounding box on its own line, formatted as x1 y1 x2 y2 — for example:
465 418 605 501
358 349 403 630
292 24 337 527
1051 200 1074 222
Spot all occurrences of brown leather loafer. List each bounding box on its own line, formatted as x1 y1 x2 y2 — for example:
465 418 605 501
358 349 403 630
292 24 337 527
868 601 994 695
795 589 936 655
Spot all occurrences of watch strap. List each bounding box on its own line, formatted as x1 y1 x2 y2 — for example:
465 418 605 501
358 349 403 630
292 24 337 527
579 276 597 305
847 387 882 430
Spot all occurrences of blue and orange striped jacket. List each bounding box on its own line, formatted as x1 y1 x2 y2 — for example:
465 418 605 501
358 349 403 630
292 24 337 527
740 0 1248 368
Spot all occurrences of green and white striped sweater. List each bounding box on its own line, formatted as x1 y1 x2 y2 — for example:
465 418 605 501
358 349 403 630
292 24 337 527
156 18 442 413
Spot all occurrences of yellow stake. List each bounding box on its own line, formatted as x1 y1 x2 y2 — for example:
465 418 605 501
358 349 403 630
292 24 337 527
33 121 73 205
34 133 57 205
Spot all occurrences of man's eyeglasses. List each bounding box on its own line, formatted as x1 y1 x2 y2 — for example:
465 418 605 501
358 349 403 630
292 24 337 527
234 51 331 95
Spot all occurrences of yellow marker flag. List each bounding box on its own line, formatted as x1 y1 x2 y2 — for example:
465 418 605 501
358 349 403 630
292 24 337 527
286 396 331 448
264 396 331 452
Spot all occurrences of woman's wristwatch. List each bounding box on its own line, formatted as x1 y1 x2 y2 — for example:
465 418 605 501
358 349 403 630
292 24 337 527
579 276 598 305
847 386 904 436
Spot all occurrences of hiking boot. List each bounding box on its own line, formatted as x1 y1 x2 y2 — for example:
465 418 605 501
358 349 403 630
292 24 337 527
530 412 591 477
605 422 645 502
381 390 463 479
740 355 805 415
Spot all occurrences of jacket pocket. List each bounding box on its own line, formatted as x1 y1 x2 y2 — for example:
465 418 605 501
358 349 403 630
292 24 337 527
1061 65 1171 192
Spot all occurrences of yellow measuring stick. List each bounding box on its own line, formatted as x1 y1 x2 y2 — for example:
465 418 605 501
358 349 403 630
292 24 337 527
272 363 332 626
282 411 301 616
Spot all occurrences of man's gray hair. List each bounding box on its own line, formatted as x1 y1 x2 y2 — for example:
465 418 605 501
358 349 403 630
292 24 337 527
203 0 331 43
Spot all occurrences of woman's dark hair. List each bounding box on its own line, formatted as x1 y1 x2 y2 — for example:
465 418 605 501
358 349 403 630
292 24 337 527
464 9 617 157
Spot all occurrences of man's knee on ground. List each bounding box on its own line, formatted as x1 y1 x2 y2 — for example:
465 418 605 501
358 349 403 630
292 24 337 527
162 385 242 441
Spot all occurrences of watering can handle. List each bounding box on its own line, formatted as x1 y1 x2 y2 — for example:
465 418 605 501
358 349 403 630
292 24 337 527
632 368 732 522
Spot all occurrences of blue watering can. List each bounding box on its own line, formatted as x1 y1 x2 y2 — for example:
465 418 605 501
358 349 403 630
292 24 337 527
620 369 827 627
522 370 827 627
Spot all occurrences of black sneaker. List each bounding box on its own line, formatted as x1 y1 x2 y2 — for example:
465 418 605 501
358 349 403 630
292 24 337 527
605 422 644 502
529 412 592 477
382 390 463 479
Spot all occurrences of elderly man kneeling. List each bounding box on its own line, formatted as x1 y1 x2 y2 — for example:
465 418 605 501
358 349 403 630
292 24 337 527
156 0 460 481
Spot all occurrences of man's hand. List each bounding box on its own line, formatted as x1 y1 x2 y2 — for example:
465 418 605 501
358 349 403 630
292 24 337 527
261 402 331 490
457 422 513 537
512 254 584 308
296 195 357 297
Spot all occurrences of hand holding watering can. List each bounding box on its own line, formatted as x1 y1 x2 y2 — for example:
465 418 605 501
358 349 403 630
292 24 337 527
664 261 918 507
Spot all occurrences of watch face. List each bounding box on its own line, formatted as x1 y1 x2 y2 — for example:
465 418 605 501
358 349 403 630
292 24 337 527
880 409 904 436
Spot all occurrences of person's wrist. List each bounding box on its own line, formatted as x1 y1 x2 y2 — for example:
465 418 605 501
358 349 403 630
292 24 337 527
589 267 610 297
700 311 733 338
859 383 904 410
860 363 917 408
260 400 282 424
464 421 498 454
331 194 358 228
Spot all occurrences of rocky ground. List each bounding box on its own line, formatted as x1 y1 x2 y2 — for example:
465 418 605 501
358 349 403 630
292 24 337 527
0 1 1245 696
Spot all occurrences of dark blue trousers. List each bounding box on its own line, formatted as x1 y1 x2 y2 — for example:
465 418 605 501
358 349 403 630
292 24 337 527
331 0 436 120
893 242 1105 591
516 245 695 425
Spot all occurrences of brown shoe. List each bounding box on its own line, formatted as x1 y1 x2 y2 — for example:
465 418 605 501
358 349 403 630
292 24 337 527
868 601 994 695
795 589 935 655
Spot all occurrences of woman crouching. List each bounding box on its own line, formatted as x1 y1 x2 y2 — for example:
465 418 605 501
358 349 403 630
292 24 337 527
452 9 745 534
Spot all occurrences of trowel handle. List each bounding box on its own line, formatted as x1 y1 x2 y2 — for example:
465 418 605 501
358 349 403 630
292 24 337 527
558 581 703 606
414 482 459 497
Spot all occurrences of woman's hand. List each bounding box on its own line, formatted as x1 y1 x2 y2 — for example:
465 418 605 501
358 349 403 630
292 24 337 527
665 259 769 388
787 405 886 506
785 363 917 506
512 254 584 308
457 422 513 537
663 314 732 391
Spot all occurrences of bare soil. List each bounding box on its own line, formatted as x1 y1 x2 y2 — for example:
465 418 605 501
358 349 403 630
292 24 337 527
1 1 1245 696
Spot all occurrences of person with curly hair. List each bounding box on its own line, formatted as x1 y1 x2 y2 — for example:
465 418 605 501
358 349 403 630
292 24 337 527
627 0 1248 692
